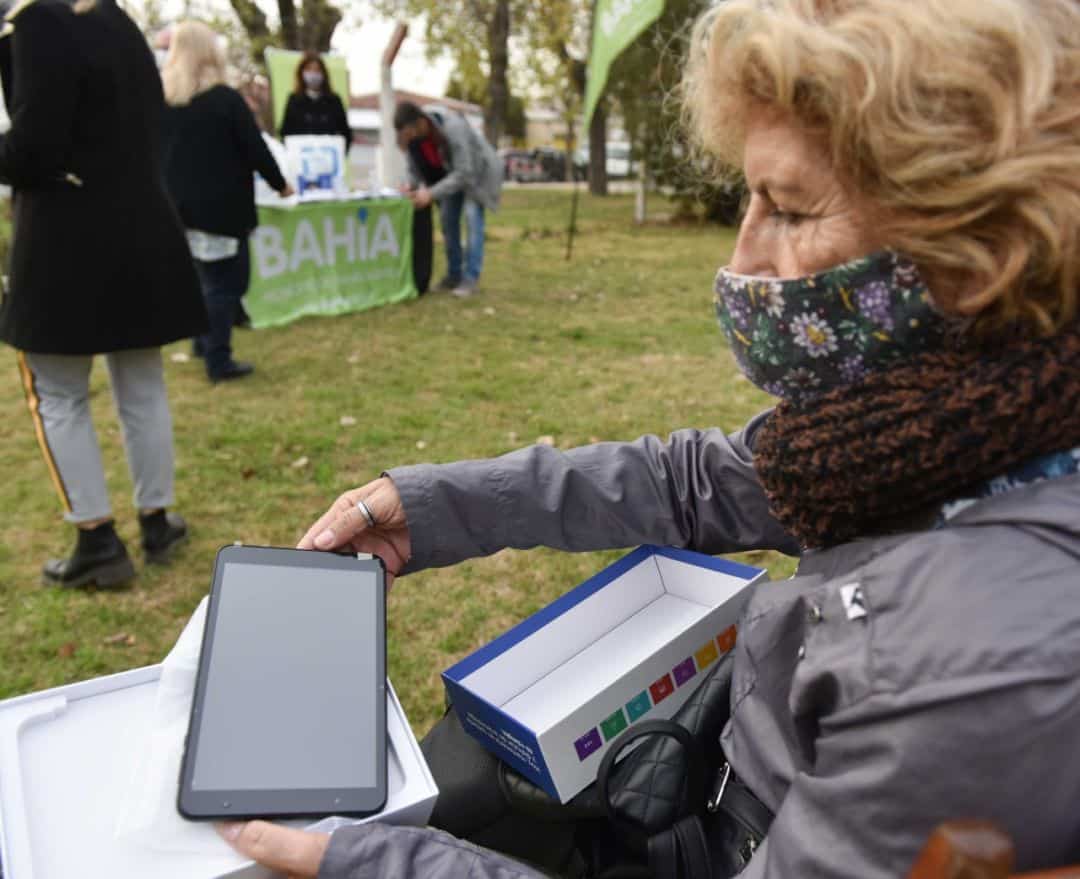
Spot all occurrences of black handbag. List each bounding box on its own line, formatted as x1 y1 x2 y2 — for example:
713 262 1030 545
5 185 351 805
421 656 773 879
594 656 773 878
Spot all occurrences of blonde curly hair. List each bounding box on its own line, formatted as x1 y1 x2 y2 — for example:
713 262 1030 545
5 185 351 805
684 0 1080 334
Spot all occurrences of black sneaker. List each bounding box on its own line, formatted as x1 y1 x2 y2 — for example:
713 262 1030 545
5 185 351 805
138 510 188 564
42 521 136 589
435 275 462 292
208 360 255 383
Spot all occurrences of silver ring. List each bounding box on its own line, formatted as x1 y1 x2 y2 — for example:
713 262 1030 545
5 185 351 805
356 498 377 529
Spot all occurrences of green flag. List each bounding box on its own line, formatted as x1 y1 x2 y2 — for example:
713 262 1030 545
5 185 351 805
265 47 351 135
583 0 665 128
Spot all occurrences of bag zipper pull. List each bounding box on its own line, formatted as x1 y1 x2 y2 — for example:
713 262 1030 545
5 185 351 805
707 761 731 813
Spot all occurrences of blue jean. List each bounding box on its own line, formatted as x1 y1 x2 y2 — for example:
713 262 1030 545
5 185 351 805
194 239 250 376
438 192 485 284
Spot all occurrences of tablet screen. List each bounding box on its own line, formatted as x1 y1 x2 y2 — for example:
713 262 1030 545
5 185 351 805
180 548 386 818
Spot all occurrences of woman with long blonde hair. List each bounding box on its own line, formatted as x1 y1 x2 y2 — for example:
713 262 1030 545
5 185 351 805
161 21 292 383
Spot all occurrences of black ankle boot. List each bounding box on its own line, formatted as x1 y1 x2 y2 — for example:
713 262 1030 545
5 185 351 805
42 521 135 589
139 509 188 564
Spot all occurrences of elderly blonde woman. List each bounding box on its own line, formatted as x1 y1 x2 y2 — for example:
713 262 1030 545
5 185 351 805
219 0 1080 876
161 21 292 383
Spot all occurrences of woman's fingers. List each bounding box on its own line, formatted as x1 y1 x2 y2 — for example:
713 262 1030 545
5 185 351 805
298 485 375 550
312 499 368 550
298 478 407 554
217 822 330 878
353 478 406 530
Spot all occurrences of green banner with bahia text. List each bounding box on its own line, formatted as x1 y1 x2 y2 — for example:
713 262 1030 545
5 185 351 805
244 198 416 330
583 0 665 128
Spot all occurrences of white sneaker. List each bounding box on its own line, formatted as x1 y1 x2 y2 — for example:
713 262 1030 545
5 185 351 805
451 280 477 298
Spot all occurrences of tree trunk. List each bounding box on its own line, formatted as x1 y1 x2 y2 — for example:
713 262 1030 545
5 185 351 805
228 0 270 43
588 102 608 196
564 117 576 182
484 0 511 146
301 0 343 52
278 0 300 50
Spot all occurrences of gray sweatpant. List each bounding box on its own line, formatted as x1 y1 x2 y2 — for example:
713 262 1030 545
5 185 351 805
17 349 176 524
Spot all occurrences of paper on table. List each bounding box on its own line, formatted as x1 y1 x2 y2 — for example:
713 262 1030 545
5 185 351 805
111 599 345 856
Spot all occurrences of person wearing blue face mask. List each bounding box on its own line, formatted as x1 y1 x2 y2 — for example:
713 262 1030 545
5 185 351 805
219 1 1080 877
279 52 351 152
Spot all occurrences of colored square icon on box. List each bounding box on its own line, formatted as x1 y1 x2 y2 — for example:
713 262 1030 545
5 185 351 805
574 727 603 762
626 690 651 722
695 640 719 670
649 673 675 704
672 657 697 687
600 708 628 741
716 625 738 654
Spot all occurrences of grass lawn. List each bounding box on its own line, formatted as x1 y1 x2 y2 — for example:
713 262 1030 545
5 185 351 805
0 188 795 738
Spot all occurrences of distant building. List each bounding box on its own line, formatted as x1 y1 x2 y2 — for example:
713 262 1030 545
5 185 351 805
347 90 484 187
525 108 571 150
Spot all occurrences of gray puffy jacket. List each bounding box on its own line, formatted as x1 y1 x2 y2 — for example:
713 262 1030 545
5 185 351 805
404 106 503 212
318 412 1080 877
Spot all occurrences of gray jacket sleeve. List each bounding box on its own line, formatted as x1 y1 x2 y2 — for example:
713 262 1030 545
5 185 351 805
427 115 478 203
387 410 799 574
317 823 548 879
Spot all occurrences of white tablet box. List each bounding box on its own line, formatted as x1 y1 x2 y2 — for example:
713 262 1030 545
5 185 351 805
443 545 767 803
0 668 437 879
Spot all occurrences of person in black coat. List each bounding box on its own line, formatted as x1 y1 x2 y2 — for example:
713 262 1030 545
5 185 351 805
279 52 352 152
0 0 207 589
161 20 293 383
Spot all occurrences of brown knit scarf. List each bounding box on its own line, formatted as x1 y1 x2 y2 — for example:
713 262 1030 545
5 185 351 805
752 323 1080 549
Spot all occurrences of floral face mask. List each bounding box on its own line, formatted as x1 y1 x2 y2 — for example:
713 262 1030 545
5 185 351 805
714 251 950 404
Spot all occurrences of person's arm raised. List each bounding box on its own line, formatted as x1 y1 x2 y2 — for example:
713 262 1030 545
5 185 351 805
299 411 797 577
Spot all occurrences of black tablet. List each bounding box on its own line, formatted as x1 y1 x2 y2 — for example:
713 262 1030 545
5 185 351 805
178 545 387 820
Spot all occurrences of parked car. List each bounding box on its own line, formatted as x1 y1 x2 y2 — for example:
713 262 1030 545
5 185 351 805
533 147 568 182
573 142 635 181
499 149 546 183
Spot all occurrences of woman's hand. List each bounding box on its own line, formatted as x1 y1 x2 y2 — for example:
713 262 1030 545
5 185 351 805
218 821 329 879
298 477 411 579
279 183 296 198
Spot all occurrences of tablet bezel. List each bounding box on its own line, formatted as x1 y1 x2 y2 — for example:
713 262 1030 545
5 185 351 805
178 545 387 820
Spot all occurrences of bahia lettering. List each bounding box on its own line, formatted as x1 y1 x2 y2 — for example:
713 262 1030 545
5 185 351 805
599 0 647 38
252 212 401 279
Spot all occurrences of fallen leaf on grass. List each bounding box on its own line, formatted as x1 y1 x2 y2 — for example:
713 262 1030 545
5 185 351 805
291 456 310 469
241 467 256 480
536 435 556 446
340 416 357 427
415 440 428 450
506 431 518 443
483 307 496 316
57 642 77 658
103 633 136 647
347 353 361 364
170 352 190 364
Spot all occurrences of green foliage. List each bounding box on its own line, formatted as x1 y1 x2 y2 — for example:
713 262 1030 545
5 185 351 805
609 0 746 224
0 190 795 738
446 73 527 140
373 0 523 142
517 0 590 131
